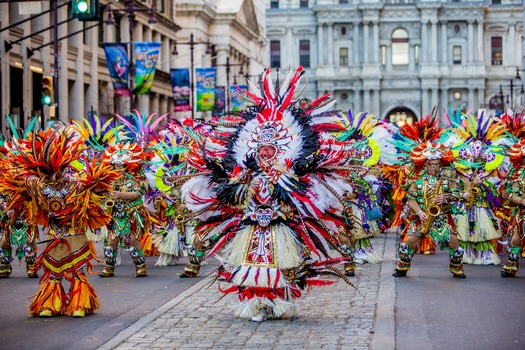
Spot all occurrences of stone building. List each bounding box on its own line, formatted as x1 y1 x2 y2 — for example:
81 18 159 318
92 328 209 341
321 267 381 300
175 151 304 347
266 0 524 124
0 0 266 130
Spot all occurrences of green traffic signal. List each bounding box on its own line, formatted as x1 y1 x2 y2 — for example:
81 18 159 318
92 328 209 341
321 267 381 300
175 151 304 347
72 0 99 21
74 0 88 14
42 95 52 105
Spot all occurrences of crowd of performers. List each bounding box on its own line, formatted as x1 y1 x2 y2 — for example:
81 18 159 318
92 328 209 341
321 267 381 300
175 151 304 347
1 67 525 322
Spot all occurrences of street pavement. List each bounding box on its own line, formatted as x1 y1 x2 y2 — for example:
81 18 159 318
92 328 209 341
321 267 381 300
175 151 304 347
99 233 396 350
3 232 525 350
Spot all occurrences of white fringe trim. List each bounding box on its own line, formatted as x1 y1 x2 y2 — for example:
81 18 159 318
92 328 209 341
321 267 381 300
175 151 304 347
457 208 502 241
233 296 297 319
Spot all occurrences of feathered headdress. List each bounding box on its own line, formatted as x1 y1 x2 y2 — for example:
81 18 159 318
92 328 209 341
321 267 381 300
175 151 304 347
73 114 125 152
410 141 454 173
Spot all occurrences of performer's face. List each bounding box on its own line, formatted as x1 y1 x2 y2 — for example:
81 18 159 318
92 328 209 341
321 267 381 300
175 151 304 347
257 144 277 164
426 160 440 175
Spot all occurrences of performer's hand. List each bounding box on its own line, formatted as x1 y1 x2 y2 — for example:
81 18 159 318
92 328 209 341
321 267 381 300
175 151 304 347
462 192 470 200
418 210 428 222
473 178 482 185
521 199 525 207
434 194 445 205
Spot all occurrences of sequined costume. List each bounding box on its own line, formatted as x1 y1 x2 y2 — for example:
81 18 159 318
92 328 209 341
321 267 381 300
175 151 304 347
0 124 119 317
392 142 467 278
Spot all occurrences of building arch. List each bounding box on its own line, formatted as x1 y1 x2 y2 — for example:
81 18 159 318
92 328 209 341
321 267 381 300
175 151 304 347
383 106 418 127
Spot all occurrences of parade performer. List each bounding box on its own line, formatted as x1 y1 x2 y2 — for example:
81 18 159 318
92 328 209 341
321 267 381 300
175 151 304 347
448 112 507 265
334 111 396 272
146 120 195 267
0 120 39 278
0 123 119 317
385 113 444 255
98 112 164 278
392 142 467 278
500 137 525 277
181 67 359 321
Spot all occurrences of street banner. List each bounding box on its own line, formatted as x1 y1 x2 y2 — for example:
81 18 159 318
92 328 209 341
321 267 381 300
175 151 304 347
170 68 191 112
103 43 130 96
230 84 247 112
134 41 161 94
195 67 216 112
213 86 225 116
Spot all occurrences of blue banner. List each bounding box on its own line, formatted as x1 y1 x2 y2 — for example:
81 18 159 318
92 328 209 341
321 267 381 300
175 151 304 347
134 41 161 94
103 43 130 96
195 68 216 112
170 68 191 112
230 84 247 112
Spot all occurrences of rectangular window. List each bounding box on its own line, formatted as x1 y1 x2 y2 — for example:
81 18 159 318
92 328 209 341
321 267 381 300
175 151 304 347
492 0 501 4
452 46 462 64
491 37 502 65
270 40 281 68
340 47 348 66
271 0 279 8
299 40 310 68
300 0 309 7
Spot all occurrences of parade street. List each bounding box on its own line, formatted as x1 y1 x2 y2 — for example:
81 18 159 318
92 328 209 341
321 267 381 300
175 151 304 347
0 232 524 350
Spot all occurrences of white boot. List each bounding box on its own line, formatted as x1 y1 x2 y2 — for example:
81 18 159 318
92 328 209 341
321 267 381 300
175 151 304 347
250 308 267 322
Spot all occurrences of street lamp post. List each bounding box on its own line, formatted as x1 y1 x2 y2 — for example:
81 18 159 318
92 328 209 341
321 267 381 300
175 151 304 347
216 57 244 112
105 0 157 115
172 33 212 119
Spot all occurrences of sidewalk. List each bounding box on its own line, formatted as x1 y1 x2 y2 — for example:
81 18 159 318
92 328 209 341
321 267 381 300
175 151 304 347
100 232 398 350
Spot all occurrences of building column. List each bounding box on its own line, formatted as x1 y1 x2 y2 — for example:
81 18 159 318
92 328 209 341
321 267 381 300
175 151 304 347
58 4 69 122
161 36 170 72
363 22 369 64
373 21 379 64
441 88 448 115
409 45 415 71
353 23 360 65
476 21 483 63
215 44 229 89
468 88 474 108
441 21 448 64
317 23 324 66
287 26 294 66
431 20 438 63
467 20 474 63
422 88 429 116
421 21 427 63
364 89 370 110
386 45 392 70
327 23 334 66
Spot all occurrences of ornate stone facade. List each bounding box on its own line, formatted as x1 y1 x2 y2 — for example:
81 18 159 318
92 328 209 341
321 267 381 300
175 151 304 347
267 0 523 123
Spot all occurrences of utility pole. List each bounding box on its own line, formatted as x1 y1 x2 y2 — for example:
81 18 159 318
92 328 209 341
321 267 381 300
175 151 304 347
53 0 59 119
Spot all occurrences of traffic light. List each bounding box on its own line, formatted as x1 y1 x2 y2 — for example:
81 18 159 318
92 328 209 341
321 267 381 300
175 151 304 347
41 76 53 106
72 0 100 21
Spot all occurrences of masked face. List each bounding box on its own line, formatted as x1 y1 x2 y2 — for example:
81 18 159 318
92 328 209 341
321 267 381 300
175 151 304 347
255 207 274 227
260 126 277 143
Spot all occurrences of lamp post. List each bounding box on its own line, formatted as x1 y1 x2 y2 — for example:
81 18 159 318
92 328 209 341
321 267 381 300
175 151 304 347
172 33 212 119
216 57 244 112
105 0 157 115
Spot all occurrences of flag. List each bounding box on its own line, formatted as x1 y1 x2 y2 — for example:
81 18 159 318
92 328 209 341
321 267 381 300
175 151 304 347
103 43 130 96
170 68 191 112
195 67 216 112
134 41 161 94
230 84 247 112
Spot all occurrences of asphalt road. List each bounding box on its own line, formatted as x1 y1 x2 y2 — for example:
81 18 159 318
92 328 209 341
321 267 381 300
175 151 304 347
395 248 525 350
0 242 220 350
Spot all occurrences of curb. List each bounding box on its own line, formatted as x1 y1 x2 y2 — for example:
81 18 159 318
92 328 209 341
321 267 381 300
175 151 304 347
371 232 397 350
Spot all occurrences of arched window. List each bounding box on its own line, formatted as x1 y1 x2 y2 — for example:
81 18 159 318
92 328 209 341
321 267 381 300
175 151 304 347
392 29 409 65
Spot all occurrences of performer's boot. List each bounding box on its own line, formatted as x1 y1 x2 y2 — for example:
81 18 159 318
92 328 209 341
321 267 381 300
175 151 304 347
341 244 356 277
99 246 116 277
393 243 413 277
130 247 147 277
29 278 66 317
501 245 520 278
449 247 466 278
67 273 100 317
0 248 12 278
180 248 204 278
25 247 38 278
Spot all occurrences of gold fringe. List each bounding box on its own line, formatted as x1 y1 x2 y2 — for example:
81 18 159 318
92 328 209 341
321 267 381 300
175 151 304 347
66 275 100 316
29 278 66 316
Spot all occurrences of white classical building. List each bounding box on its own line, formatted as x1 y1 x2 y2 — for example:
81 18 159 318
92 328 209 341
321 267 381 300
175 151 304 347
0 0 266 130
266 0 524 123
